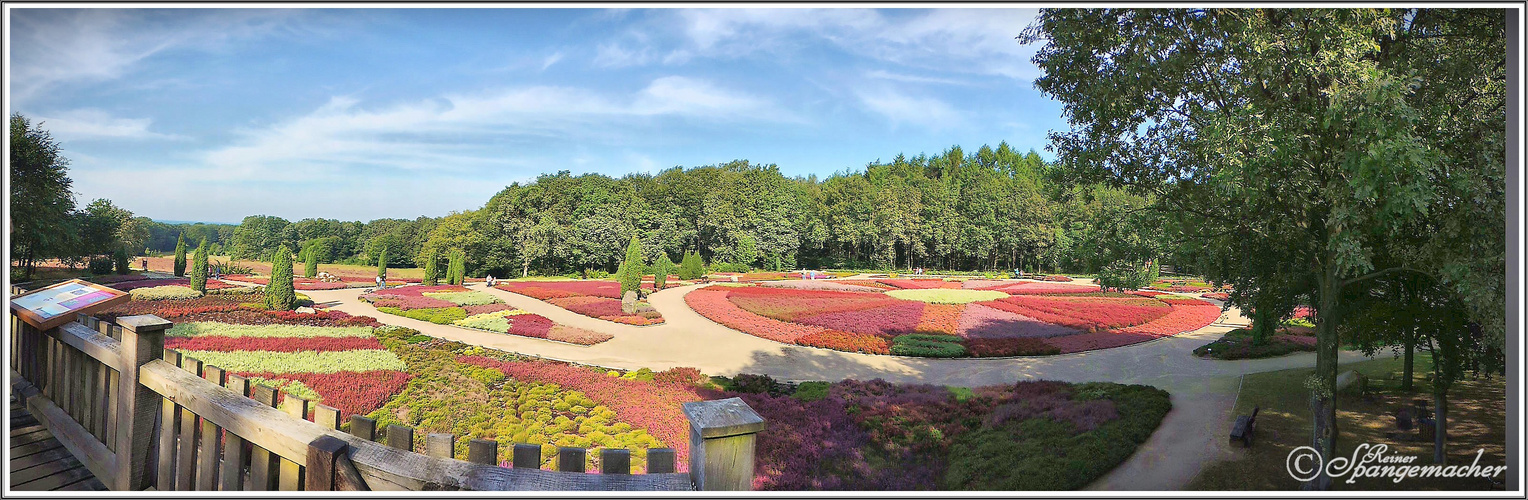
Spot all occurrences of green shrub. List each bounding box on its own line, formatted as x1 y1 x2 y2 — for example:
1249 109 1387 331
653 257 673 289
446 249 466 286
304 246 318 278
379 306 467 325
890 334 967 358
130 285 204 301
422 249 439 286
712 261 749 273
376 247 388 279
88 256 114 275
173 234 187 277
189 238 209 292
617 236 644 295
793 381 831 402
113 248 130 274
264 244 296 311
679 251 704 280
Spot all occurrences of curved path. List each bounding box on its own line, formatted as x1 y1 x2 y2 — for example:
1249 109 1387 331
292 280 1372 491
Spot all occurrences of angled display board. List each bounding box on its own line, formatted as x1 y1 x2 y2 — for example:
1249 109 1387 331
10 279 129 331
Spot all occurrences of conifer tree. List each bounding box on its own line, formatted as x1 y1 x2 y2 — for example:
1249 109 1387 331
376 247 388 280
618 236 644 294
173 233 187 277
422 249 439 286
189 237 209 293
304 246 318 278
265 244 295 310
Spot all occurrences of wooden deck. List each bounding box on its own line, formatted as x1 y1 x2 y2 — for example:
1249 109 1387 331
10 399 108 491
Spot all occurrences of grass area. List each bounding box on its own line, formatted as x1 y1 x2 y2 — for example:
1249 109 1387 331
1193 328 1316 360
1188 353 1507 491
143 255 427 279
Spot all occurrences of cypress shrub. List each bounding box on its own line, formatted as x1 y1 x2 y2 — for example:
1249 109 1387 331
376 247 388 279
114 248 130 274
447 249 466 285
618 236 644 294
173 234 187 277
189 238 209 293
679 250 705 280
265 244 296 311
654 257 674 289
422 249 439 286
304 246 318 278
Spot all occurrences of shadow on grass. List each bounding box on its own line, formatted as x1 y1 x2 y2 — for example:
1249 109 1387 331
1187 353 1507 491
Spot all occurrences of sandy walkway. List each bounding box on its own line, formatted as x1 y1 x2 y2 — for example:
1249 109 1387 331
286 280 1370 491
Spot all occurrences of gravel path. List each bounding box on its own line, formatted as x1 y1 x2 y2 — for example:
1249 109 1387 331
288 279 1371 491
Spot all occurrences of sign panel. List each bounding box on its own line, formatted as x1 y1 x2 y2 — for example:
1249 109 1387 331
10 279 129 331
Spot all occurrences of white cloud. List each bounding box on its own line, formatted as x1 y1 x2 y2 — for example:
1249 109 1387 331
865 70 977 87
541 52 565 71
855 88 962 130
8 9 339 102
31 108 184 141
201 77 789 176
593 42 655 68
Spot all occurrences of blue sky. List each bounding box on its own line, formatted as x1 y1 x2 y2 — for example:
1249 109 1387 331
8 7 1065 223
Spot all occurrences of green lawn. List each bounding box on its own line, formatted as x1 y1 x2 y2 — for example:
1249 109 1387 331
1189 353 1507 491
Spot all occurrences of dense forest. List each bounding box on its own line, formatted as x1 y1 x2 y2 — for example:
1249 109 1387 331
192 142 1169 278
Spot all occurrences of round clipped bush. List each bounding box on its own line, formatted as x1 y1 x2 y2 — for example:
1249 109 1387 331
890 334 967 358
129 285 204 301
884 288 1008 304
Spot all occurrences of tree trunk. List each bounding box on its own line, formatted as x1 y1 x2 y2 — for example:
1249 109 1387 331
1434 388 1449 464
1308 266 1341 491
1402 332 1415 392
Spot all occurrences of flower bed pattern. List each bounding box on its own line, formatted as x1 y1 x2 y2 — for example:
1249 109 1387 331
685 280 1222 357
109 277 238 292
495 281 664 325
362 285 612 345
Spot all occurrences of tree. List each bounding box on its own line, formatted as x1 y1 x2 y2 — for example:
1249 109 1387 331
447 249 466 286
1021 9 1504 488
376 247 388 280
422 249 439 286
265 244 296 311
189 238 209 293
230 215 292 260
173 234 188 277
10 114 78 280
653 257 674 290
679 250 705 280
113 247 130 275
617 236 644 294
304 245 318 278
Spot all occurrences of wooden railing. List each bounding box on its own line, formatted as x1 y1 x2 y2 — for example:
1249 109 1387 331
8 288 763 491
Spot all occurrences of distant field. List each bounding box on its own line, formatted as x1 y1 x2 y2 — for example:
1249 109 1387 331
144 255 426 279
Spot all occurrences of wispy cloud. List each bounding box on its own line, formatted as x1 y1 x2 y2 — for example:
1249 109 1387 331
32 108 185 142
865 70 978 87
593 42 655 68
8 9 341 103
541 52 565 71
855 88 963 130
201 77 790 176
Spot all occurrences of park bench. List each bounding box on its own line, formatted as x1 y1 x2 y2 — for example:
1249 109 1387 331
1230 406 1259 448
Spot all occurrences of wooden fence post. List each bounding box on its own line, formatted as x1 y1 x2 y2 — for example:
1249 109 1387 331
113 314 170 491
682 397 765 491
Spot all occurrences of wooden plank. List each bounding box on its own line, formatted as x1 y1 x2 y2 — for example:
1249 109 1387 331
647 448 676 474
248 384 280 491
466 439 497 465
600 449 630 474
10 423 46 437
155 350 180 491
55 476 109 491
104 367 119 451
11 461 95 491
313 405 340 430
304 435 346 491
197 366 227 490
426 433 454 459
512 443 541 469
348 416 376 441
220 375 250 491
55 322 125 373
10 429 56 447
11 446 77 473
175 356 203 491
10 454 84 485
22 395 116 491
81 355 96 440
9 439 66 462
557 447 585 473
279 395 309 490
385 425 413 452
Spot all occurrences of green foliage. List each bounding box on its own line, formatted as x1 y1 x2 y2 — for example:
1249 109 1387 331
678 251 705 280
87 255 113 275
378 306 467 325
376 247 388 279
264 244 296 311
617 236 644 295
792 381 831 402
652 257 673 289
422 249 439 286
890 334 967 358
405 334 434 344
304 245 318 278
1194 328 1316 360
173 234 188 277
942 383 1171 490
113 247 129 274
446 249 467 285
10 114 78 280
189 237 209 293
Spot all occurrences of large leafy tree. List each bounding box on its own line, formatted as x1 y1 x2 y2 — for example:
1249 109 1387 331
10 114 78 279
1021 8 1504 488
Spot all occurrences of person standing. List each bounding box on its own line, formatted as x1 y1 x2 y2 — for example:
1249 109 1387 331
375 275 384 290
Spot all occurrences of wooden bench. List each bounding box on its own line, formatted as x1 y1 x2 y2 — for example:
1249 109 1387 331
1230 407 1259 448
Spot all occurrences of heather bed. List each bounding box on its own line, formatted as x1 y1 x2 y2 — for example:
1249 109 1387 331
362 285 612 345
495 280 665 326
685 280 1222 357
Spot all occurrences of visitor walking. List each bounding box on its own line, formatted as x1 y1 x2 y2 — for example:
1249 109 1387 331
375 275 384 290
